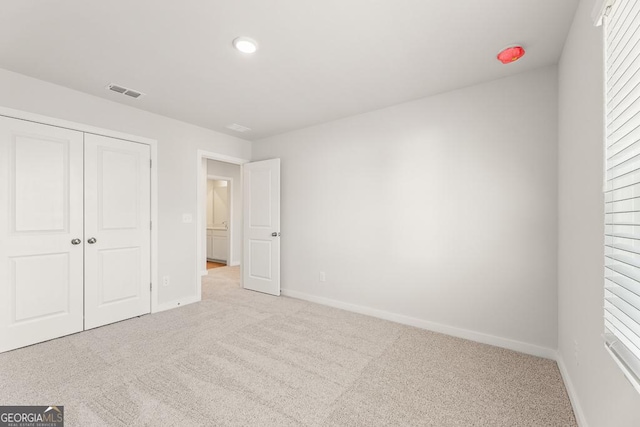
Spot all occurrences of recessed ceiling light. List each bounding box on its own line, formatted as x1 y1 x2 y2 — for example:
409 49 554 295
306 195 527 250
233 37 258 54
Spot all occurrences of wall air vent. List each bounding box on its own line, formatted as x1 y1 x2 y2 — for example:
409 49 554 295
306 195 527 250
106 83 145 99
226 123 252 133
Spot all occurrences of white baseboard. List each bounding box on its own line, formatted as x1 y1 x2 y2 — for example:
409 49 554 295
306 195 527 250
281 289 557 360
153 295 200 313
200 270 209 277
556 354 588 427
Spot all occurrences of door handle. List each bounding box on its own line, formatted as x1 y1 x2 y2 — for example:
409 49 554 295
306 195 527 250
71 238 81 245
271 232 281 237
87 237 97 244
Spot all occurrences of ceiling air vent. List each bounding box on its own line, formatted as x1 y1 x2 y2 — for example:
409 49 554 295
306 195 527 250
124 89 142 98
226 123 252 133
106 83 145 99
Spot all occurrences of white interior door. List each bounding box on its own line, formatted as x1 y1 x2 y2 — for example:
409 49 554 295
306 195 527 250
84 134 151 329
242 158 281 295
0 116 84 352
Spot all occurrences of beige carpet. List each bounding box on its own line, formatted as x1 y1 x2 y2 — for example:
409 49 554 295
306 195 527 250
0 267 576 426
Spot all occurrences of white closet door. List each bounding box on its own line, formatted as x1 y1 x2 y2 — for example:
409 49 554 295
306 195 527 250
0 116 84 353
84 134 151 330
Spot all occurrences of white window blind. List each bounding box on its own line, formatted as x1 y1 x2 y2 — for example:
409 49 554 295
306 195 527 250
604 0 640 393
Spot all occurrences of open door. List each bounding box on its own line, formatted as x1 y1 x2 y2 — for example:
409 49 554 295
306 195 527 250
242 158 280 295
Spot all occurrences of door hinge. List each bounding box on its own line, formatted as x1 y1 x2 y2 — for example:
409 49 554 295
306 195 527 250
150 159 152 168
150 221 152 230
150 282 152 291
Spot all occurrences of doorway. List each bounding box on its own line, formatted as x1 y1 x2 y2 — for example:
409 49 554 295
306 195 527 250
195 151 247 297
195 151 282 299
206 177 231 268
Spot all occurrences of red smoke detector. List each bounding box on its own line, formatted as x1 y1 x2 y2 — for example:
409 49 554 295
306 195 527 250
497 46 525 64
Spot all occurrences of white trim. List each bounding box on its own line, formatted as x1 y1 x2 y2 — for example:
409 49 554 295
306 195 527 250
604 342 640 395
281 288 557 360
206 174 234 267
154 296 201 313
150 140 159 314
199 151 248 166
0 105 160 315
0 106 156 145
195 150 248 301
556 354 589 427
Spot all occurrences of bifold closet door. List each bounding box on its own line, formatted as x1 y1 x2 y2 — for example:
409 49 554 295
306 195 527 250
0 116 84 353
84 134 151 330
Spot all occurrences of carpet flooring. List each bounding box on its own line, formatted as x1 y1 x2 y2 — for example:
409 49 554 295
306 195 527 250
0 267 576 426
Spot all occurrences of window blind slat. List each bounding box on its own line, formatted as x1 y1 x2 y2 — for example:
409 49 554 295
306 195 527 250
607 3 640 70
606 285 640 312
605 316 640 356
604 301 640 342
607 135 640 164
608 0 636 49
605 168 640 190
604 212 640 225
608 109 640 143
609 89 640 132
607 0 631 38
607 65 640 115
606 273 640 297
606 253 640 270
606 147 640 176
605 232 640 241
608 23 640 88
606 224 640 233
605 321 640 362
607 41 640 101
606 262 640 283
605 182 640 203
606 243 640 256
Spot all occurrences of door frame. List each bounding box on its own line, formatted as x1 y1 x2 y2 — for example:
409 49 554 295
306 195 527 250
196 150 248 298
0 106 160 313
206 175 234 266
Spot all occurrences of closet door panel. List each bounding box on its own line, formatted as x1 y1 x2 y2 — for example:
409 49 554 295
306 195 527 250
0 116 84 353
84 134 150 329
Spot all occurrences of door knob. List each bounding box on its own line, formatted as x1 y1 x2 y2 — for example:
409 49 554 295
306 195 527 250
71 238 81 245
271 232 280 237
87 237 97 244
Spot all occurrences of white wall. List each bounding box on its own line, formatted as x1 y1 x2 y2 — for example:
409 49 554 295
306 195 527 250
207 159 242 265
558 1 640 425
253 66 559 354
0 68 251 308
